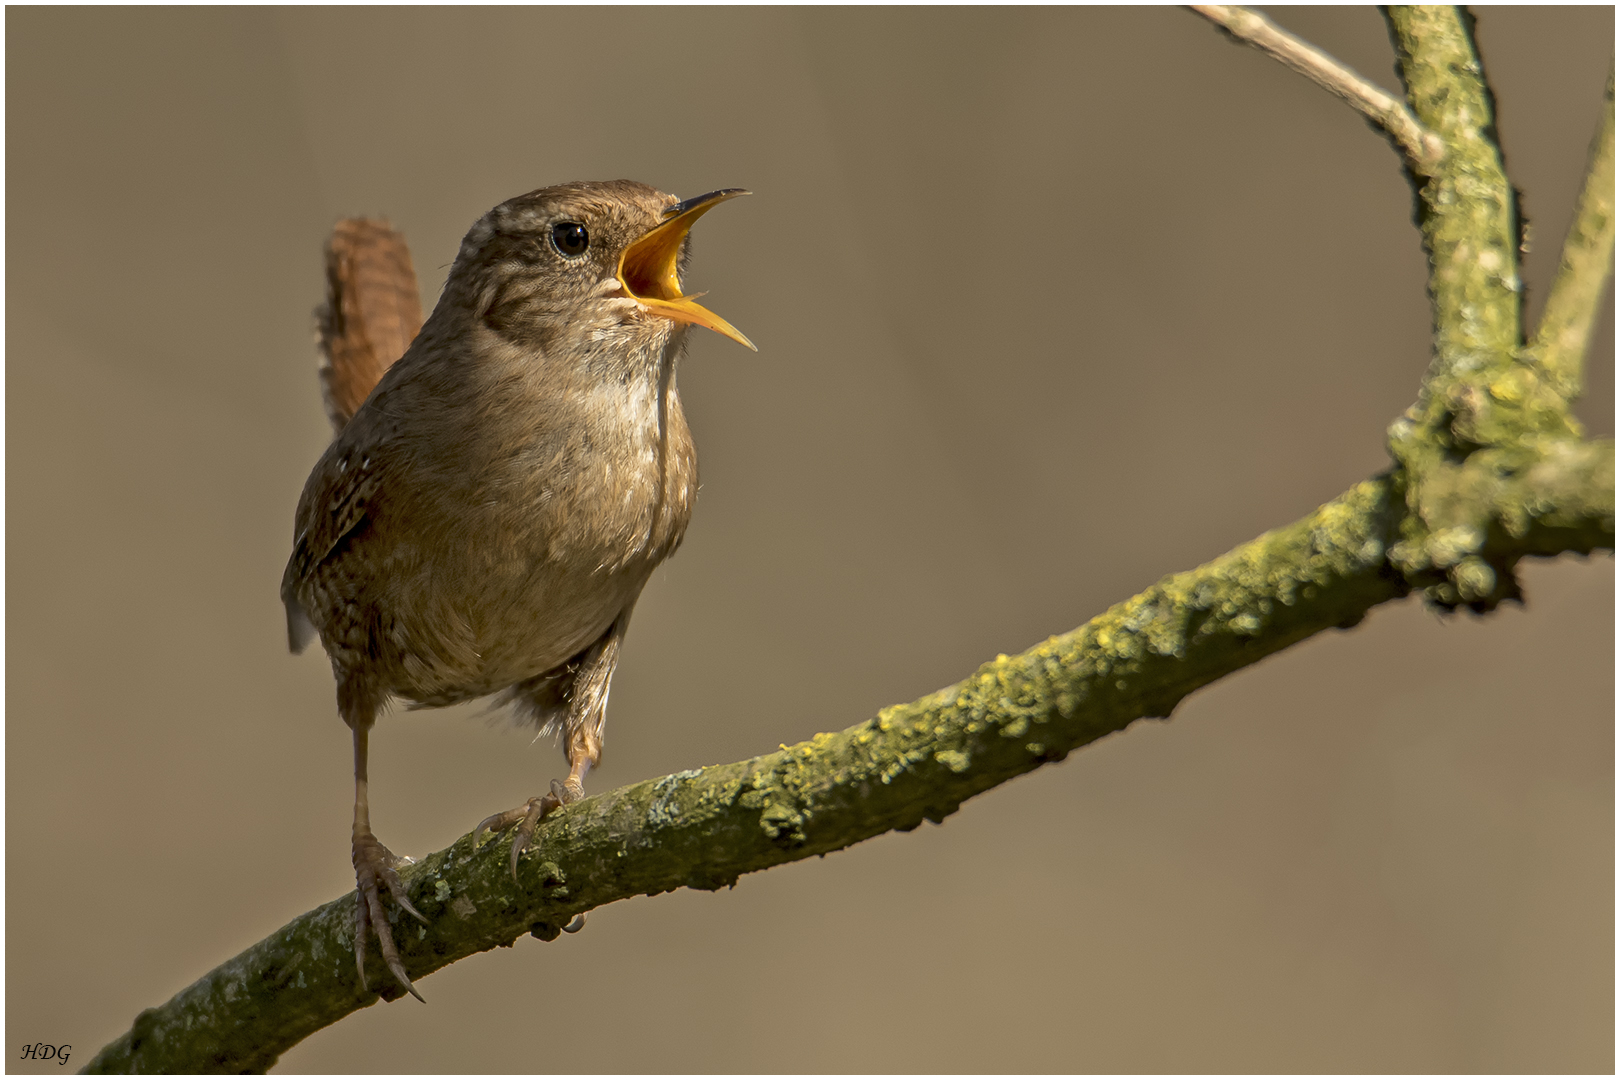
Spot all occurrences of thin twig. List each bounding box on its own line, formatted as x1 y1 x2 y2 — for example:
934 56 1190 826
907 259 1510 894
1189 5 1445 173
1531 67 1616 402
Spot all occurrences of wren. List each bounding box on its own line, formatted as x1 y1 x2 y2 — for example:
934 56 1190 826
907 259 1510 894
282 181 753 1000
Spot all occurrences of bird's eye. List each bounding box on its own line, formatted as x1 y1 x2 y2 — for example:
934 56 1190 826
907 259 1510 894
550 222 589 258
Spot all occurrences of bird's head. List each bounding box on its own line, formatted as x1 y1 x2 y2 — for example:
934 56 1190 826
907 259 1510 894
444 180 754 362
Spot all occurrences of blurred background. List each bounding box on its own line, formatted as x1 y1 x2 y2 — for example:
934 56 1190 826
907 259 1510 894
7 6 1613 1073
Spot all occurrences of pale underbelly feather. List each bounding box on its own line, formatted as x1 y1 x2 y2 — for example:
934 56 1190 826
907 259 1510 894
390 372 683 702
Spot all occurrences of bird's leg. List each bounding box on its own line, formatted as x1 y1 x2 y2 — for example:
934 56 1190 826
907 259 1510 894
475 616 623 884
351 721 428 1002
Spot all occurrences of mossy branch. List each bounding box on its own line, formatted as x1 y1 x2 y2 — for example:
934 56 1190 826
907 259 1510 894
1379 6 1612 610
83 460 1610 1074
84 7 1615 1074
1530 66 1616 403
1386 6 1524 375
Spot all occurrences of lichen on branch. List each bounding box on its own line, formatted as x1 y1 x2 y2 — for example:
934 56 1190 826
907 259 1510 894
1531 68 1616 402
1380 6 1614 611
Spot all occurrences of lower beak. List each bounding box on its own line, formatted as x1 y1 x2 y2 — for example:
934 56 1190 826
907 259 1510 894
617 188 756 350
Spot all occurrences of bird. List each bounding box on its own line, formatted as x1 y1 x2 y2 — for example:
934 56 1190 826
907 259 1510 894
281 180 754 1002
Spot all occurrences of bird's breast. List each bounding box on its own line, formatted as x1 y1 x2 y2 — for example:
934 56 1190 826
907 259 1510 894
406 363 696 689
523 371 695 570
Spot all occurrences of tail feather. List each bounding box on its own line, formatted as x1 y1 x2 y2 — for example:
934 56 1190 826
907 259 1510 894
316 219 423 433
285 599 317 655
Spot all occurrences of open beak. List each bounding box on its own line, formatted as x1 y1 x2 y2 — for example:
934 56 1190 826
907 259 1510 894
617 188 756 351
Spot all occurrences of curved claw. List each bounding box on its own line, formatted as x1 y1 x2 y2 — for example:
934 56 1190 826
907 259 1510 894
354 831 428 1003
379 861 429 925
507 796 553 882
507 839 523 882
482 779 583 883
563 913 588 934
474 806 525 843
355 896 370 990
363 884 425 1003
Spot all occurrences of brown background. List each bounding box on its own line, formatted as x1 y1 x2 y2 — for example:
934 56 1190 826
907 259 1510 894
7 6 1613 1073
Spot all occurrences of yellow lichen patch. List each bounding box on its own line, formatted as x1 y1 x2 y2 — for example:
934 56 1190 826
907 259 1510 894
1488 368 1528 404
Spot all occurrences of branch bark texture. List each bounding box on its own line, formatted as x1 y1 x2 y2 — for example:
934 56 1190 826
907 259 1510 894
85 6 1615 1073
1532 67 1616 402
1381 6 1612 610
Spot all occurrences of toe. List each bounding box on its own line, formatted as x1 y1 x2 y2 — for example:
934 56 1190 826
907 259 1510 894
354 895 370 991
475 806 526 841
380 864 428 924
507 796 551 882
365 882 425 1003
353 832 429 1000
487 785 576 884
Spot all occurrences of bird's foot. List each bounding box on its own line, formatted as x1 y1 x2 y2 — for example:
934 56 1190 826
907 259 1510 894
474 778 584 882
353 829 428 1002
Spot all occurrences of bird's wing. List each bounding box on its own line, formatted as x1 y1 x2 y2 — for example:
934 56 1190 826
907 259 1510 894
280 440 385 653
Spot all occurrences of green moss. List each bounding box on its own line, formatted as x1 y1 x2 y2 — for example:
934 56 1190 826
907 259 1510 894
1382 7 1611 612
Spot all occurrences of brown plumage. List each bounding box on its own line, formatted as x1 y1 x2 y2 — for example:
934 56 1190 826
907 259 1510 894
316 218 423 433
283 181 752 1001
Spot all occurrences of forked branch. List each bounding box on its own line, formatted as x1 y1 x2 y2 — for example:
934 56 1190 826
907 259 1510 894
1190 4 1446 173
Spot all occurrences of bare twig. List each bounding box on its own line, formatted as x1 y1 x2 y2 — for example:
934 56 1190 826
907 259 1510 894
1531 67 1616 402
1190 4 1446 174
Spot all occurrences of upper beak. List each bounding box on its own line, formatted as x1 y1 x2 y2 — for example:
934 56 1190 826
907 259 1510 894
617 188 756 351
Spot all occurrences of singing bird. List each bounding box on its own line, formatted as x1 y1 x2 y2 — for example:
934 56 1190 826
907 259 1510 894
282 181 754 1000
